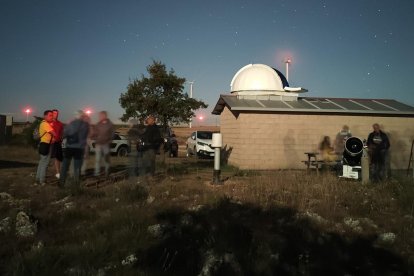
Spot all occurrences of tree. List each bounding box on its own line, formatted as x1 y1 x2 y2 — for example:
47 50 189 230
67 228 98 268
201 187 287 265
119 61 208 126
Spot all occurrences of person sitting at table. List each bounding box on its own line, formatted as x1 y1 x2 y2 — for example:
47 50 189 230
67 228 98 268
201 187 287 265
319 136 337 162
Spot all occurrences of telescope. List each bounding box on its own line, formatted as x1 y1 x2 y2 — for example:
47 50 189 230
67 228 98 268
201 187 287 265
341 137 364 179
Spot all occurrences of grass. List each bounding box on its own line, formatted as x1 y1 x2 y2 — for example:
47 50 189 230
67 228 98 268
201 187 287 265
0 145 414 274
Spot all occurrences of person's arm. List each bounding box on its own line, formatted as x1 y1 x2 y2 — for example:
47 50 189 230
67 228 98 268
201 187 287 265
45 122 56 138
366 133 373 148
383 133 391 149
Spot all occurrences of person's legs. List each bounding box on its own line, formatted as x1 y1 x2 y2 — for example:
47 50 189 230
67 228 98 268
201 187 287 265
95 145 102 176
81 145 89 175
137 150 145 177
142 150 150 176
148 149 156 176
72 148 84 187
102 144 111 176
128 150 139 178
378 149 388 181
60 148 73 188
36 154 50 184
54 143 63 178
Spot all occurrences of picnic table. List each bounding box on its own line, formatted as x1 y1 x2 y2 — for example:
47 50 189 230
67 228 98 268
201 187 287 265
303 152 321 170
302 152 341 172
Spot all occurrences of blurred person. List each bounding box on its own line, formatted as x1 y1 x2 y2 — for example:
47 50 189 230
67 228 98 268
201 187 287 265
35 110 56 186
319 136 336 162
169 133 179 158
367 123 390 182
138 115 162 177
80 113 93 175
93 111 114 177
50 109 64 179
59 110 89 189
127 120 145 178
334 125 352 155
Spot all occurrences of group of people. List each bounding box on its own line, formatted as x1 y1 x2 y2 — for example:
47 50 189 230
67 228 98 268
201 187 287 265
318 123 390 181
34 110 165 188
34 109 115 189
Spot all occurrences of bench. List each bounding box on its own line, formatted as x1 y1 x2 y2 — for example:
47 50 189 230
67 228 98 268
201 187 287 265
302 152 341 172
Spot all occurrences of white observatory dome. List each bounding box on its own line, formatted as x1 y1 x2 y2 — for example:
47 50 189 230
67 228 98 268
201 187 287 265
230 64 286 92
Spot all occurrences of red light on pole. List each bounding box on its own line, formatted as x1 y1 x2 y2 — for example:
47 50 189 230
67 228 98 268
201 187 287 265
85 109 92 115
24 108 31 122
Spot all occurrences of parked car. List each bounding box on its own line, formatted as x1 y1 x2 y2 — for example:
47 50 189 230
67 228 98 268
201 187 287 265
186 131 215 157
89 132 131 157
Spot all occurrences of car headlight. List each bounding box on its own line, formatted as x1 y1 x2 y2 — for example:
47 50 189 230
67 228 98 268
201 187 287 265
197 141 206 146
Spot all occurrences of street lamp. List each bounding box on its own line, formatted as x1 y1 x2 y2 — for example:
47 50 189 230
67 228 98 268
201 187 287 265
24 108 31 122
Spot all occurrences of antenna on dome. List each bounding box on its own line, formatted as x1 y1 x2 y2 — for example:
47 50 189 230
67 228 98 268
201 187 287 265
285 58 291 82
187 81 195 128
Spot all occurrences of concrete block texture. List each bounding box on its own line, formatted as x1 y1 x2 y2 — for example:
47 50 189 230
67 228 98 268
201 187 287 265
220 107 414 169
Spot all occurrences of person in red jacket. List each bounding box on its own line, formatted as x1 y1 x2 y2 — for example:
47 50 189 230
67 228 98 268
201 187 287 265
50 109 64 179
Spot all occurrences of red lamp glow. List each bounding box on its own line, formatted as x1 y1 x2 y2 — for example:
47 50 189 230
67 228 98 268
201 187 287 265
24 108 31 122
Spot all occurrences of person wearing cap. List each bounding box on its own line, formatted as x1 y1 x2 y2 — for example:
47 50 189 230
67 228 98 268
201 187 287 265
59 110 90 189
138 115 163 177
93 111 114 177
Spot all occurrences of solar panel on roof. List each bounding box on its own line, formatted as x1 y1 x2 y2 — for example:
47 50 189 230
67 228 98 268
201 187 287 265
353 100 394 111
214 95 414 116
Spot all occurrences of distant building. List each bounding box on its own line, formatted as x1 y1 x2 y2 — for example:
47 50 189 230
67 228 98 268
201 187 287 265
0 115 13 145
212 64 414 170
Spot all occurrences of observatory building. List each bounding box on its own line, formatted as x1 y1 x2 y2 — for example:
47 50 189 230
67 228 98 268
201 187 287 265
212 63 414 170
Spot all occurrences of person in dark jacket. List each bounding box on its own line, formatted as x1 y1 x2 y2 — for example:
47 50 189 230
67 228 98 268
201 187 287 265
138 115 162 177
367 123 390 182
59 110 90 189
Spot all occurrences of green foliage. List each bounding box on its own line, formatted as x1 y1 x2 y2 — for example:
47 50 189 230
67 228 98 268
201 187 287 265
119 61 208 125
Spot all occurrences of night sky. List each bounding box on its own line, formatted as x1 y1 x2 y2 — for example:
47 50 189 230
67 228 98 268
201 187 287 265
1 0 413 124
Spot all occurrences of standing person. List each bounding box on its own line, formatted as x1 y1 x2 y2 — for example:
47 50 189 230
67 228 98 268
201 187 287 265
59 111 89 189
169 133 179 158
35 110 56 186
50 109 64 179
127 120 145 178
93 111 114 177
334 125 352 155
80 113 92 176
139 115 162 177
367 123 390 182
